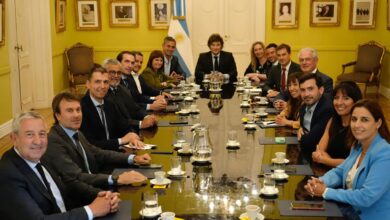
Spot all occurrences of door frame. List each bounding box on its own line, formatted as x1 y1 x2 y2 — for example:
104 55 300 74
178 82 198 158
8 0 54 115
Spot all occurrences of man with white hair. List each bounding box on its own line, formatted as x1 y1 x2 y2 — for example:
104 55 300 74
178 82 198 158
274 47 333 111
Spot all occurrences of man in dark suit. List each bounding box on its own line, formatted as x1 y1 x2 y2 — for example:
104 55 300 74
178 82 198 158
195 33 237 85
263 43 301 98
80 66 145 150
103 58 157 129
297 74 333 162
0 111 119 219
162 36 187 81
117 51 168 111
273 47 333 111
46 92 150 190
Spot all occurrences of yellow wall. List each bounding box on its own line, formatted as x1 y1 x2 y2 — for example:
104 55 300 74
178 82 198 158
50 0 168 93
265 0 390 87
0 3 12 124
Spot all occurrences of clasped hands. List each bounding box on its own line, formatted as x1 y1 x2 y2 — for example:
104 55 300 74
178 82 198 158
304 176 326 197
89 191 121 217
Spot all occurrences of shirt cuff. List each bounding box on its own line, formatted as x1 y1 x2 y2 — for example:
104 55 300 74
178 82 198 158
118 138 122 145
146 104 151 110
139 121 142 129
150 96 156 100
223 74 230 80
128 154 135 164
84 206 94 220
108 175 114 185
322 188 329 199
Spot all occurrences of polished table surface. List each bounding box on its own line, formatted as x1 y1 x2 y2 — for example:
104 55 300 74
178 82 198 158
118 85 338 220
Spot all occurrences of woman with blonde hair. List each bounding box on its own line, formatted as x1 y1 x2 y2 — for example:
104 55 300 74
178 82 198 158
244 41 272 83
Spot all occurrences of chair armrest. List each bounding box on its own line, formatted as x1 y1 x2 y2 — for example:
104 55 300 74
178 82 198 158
341 61 357 74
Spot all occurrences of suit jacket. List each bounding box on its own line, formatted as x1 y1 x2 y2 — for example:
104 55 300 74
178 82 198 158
321 134 390 219
80 92 134 150
275 69 334 101
121 74 160 104
262 61 301 94
299 95 333 155
195 51 237 84
45 124 130 189
0 149 88 220
164 55 188 77
105 85 148 130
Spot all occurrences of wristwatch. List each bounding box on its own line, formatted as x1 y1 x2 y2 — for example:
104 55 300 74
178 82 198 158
112 174 119 186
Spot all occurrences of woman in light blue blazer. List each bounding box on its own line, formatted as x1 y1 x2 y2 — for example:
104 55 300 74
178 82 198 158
305 99 390 219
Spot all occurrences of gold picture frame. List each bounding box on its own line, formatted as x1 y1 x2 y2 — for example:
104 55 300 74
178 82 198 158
56 0 67 33
109 0 138 27
272 0 299 29
0 0 4 46
310 0 340 27
75 0 101 31
148 0 172 30
349 0 377 29
387 0 390 30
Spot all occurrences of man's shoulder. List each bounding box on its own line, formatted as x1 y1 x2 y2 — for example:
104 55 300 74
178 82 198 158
316 70 332 81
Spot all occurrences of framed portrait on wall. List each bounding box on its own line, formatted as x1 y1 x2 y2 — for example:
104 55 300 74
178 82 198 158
75 0 101 31
148 0 171 29
0 0 4 46
349 0 377 29
109 0 138 27
272 0 299 29
56 0 67 32
387 0 390 30
310 0 340 26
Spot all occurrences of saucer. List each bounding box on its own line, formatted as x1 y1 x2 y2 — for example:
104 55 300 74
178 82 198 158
167 170 186 176
150 178 172 185
240 103 250 108
260 187 279 196
271 173 289 180
177 110 190 115
271 158 290 164
139 206 162 218
177 149 192 154
173 142 187 148
190 109 200 114
191 156 211 162
256 112 268 117
236 87 244 92
209 88 222 92
184 97 194 101
245 124 257 129
226 141 240 147
239 212 265 220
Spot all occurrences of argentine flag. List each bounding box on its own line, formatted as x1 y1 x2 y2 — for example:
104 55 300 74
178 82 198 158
168 0 194 78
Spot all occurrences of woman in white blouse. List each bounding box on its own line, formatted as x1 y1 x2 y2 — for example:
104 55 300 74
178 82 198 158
305 99 390 219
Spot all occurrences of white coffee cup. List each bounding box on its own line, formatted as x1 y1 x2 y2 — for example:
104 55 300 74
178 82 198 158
181 143 191 152
158 212 175 220
154 171 166 183
274 169 286 178
245 205 260 220
275 152 286 163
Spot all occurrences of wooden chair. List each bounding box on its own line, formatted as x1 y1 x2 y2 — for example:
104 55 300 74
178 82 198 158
337 41 385 97
64 43 94 95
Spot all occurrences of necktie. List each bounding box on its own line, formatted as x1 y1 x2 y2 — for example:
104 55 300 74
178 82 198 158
72 133 91 174
97 104 110 140
36 163 60 210
281 67 286 91
214 56 219 71
112 87 118 95
303 107 313 132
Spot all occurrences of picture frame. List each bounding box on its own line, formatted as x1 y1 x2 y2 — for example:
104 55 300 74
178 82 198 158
349 0 377 29
272 0 299 29
109 0 138 27
75 0 101 31
55 0 67 32
148 0 172 29
310 0 340 27
0 0 4 46
387 0 390 30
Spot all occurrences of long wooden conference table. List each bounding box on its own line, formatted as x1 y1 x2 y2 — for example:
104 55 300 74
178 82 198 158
116 84 342 220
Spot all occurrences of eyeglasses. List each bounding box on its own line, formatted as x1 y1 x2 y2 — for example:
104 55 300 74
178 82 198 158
108 70 122 75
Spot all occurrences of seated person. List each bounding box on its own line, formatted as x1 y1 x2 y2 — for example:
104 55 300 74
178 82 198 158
162 36 187 81
195 33 237 85
275 72 303 129
265 43 278 65
244 41 272 83
0 111 119 219
46 92 150 190
117 51 168 111
81 66 144 150
305 99 390 219
141 50 176 90
298 73 333 161
312 81 362 168
103 58 157 130
262 43 300 98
